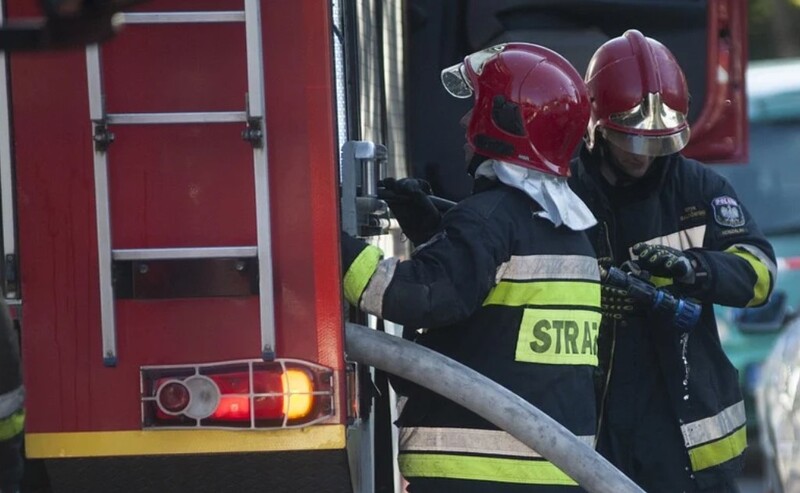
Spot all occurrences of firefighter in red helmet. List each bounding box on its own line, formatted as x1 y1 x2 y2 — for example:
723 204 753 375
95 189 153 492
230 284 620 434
342 43 601 491
569 30 776 493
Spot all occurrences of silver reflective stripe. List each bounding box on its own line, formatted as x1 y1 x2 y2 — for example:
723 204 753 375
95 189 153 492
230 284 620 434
0 386 23 419
731 243 777 282
494 255 599 283
630 225 706 258
360 258 399 317
399 426 595 459
680 401 746 448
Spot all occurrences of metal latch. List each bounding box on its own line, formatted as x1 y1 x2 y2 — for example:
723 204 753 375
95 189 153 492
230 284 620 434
241 118 264 148
93 122 115 152
3 253 17 298
340 140 390 237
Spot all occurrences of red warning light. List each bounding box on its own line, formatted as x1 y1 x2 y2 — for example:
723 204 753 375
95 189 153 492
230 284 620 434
157 380 190 414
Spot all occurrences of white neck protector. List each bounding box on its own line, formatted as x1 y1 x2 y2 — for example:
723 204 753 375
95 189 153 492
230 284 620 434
476 160 597 231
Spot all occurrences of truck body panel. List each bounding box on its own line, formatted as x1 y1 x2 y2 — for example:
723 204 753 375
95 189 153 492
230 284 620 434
10 0 346 458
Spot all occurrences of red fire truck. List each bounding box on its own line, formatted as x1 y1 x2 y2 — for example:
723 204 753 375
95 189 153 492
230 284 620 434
1 0 746 492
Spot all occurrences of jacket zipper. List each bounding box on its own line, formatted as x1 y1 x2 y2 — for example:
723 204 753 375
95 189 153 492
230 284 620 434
595 324 616 448
595 221 616 448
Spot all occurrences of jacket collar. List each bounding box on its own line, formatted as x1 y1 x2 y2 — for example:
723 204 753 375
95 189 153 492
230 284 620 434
574 144 674 207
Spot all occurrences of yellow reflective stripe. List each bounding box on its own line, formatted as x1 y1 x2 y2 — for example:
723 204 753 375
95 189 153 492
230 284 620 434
399 426 595 459
343 245 382 306
688 426 747 471
515 309 601 366
681 401 745 448
0 409 24 441
360 258 399 317
725 247 771 307
399 453 576 486
26 425 346 458
0 386 24 418
732 243 777 281
483 280 599 308
496 255 599 281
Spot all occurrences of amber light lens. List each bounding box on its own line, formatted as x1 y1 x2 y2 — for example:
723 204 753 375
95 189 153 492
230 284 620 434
282 369 314 420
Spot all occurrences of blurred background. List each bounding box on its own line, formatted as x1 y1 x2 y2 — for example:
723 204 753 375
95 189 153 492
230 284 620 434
717 2 800 493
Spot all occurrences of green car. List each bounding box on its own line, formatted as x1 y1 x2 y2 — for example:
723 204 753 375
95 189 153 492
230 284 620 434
713 58 800 450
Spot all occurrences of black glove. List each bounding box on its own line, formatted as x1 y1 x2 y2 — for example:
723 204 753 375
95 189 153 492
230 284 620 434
600 284 637 322
377 178 441 245
631 243 697 284
600 261 651 324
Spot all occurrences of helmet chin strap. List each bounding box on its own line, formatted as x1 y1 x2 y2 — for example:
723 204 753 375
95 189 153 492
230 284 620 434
467 152 488 177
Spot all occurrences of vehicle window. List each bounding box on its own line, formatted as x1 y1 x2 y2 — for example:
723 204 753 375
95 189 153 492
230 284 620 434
714 59 800 234
714 120 800 235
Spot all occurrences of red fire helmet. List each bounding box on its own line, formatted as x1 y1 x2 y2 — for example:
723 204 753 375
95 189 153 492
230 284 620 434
585 29 691 157
441 43 590 177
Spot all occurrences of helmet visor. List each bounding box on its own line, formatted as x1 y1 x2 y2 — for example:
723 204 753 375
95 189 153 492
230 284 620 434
441 63 473 98
441 44 508 98
609 93 687 131
603 92 690 156
601 125 691 157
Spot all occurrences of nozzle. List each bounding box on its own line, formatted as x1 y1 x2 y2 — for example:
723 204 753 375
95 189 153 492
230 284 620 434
603 265 701 332
672 298 703 332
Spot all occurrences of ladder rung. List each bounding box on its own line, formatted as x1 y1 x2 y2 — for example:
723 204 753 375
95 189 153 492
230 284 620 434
88 0 276 366
120 12 246 24
106 111 248 125
113 247 258 261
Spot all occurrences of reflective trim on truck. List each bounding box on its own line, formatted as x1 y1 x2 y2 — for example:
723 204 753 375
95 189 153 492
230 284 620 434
25 424 346 458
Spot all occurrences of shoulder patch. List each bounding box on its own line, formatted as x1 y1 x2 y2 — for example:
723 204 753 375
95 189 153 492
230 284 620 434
711 196 745 228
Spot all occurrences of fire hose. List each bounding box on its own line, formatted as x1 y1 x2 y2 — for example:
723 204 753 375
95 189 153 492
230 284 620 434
344 322 645 493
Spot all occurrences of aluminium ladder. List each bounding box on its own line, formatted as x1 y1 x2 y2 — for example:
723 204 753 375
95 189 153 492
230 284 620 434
85 1 276 366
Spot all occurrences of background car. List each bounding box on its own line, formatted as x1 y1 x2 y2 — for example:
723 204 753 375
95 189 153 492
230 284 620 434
755 316 800 493
714 57 800 464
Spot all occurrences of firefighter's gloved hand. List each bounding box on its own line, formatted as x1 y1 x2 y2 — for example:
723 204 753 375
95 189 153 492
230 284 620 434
600 261 650 323
631 243 697 285
378 178 441 245
601 284 636 321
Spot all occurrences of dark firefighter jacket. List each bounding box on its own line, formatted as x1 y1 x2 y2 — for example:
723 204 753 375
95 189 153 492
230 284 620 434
569 148 777 491
0 299 23 491
342 181 601 492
